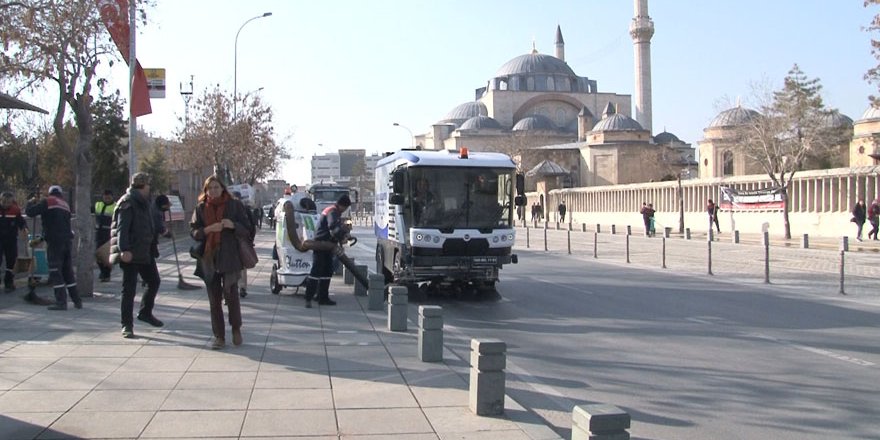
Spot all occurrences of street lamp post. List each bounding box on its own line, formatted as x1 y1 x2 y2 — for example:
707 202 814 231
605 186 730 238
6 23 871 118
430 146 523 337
234 12 272 119
392 122 415 147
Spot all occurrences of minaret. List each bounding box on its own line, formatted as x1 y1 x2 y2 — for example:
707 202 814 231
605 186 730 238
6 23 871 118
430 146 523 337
630 0 654 133
555 25 565 62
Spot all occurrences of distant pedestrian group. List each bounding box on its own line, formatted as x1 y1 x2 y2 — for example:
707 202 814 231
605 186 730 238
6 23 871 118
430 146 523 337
854 198 880 241
640 202 655 237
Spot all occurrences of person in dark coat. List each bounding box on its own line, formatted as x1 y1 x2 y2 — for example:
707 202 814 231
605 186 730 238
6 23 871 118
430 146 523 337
868 199 880 241
0 191 28 292
557 200 567 223
852 199 867 241
110 173 163 338
707 199 721 234
304 194 351 308
26 185 81 310
190 175 252 349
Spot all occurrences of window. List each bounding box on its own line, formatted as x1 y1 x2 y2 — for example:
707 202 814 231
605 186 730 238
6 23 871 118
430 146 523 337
547 76 555 91
722 150 734 176
526 76 534 91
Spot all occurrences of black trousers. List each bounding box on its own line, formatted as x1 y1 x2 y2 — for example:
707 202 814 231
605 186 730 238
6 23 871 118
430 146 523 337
1 236 16 287
305 249 333 302
47 240 79 305
120 260 160 327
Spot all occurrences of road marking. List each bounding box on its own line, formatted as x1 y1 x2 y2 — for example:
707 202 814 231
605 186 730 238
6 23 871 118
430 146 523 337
749 333 876 368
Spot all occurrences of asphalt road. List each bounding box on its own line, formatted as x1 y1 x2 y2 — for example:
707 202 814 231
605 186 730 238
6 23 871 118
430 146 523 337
346 225 880 439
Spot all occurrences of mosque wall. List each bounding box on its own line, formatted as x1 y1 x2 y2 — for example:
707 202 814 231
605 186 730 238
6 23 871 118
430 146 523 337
529 166 880 238
481 89 631 129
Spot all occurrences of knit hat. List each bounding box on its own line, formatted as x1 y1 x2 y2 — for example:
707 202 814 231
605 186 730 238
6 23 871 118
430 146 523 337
48 185 63 195
131 172 151 188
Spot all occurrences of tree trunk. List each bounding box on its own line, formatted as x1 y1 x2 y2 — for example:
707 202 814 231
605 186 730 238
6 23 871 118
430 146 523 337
72 98 95 296
781 184 792 239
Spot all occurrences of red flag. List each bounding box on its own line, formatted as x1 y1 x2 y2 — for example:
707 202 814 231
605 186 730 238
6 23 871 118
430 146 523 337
96 0 152 117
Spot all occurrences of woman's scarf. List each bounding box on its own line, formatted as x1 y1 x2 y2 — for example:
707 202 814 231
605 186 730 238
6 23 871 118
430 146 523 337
203 192 230 257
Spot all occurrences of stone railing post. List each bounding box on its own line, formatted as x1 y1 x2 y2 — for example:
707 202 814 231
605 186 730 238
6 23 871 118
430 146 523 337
387 285 408 331
469 338 506 416
367 274 385 311
418 305 443 362
353 265 368 296
572 404 631 440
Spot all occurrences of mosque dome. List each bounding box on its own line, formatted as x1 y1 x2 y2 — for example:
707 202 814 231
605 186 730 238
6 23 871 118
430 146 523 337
653 131 682 144
822 111 853 129
438 102 488 126
459 115 503 130
859 106 880 121
708 106 760 128
495 53 577 77
512 114 558 132
591 103 643 132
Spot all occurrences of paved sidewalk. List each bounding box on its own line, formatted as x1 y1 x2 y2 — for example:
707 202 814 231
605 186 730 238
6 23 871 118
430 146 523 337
0 230 560 440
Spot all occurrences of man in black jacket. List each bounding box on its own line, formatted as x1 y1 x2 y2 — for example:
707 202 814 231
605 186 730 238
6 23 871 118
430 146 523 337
110 173 162 338
26 185 81 310
304 194 351 308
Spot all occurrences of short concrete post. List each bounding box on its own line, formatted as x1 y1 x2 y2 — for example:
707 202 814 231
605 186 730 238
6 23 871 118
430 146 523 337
344 262 355 285
418 306 443 362
611 224 617 235
625 234 630 263
763 231 770 284
367 274 385 311
555 222 560 230
354 265 368 296
707 229 714 242
582 223 587 232
568 222 573 231
626 225 632 236
663 227 671 238
685 228 691 240
732 230 740 244
593 232 598 259
840 236 849 252
596 224 601 233
469 339 506 416
801 233 809 249
387 286 408 331
571 404 631 440
526 227 530 248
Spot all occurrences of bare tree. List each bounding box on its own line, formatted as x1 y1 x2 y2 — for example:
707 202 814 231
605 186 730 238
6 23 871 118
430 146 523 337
729 65 847 238
865 0 880 107
0 1 152 295
173 87 288 185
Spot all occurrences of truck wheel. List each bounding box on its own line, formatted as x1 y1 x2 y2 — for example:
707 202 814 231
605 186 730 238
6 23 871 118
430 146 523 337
270 264 282 294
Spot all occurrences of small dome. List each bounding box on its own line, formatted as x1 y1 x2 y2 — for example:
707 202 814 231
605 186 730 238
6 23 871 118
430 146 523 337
708 106 760 128
512 114 558 131
459 115 502 130
438 102 488 126
859 106 880 121
495 53 577 77
654 131 682 144
823 111 853 129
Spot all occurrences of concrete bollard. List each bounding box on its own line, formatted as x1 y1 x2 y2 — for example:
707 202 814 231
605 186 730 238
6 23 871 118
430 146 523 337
707 229 714 242
582 223 587 232
367 274 385 311
418 306 443 362
626 225 632 236
801 233 809 249
611 224 617 235
840 236 849 252
663 227 671 238
596 224 601 233
354 265 368 296
572 404 631 440
469 338 506 416
685 228 691 240
387 286 408 331
733 230 740 244
343 258 356 285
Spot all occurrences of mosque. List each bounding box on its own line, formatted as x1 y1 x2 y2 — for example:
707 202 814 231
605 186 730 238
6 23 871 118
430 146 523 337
413 0 880 195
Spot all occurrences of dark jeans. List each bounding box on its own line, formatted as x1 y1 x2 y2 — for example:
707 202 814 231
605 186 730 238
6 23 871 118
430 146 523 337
120 260 160 327
869 219 879 239
1 236 16 286
47 240 77 303
206 272 241 338
305 249 333 302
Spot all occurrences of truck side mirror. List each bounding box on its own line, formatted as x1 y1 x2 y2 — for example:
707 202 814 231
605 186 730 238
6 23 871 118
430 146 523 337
392 172 405 194
514 195 525 207
389 194 404 205
515 173 525 195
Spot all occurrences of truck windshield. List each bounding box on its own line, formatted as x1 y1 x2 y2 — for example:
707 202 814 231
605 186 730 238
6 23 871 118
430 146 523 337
312 189 350 204
408 167 514 230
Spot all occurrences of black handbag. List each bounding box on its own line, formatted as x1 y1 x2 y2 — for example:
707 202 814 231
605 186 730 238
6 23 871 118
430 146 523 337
189 241 205 259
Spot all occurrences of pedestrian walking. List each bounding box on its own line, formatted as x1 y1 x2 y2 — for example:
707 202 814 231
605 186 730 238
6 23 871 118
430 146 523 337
109 173 163 338
852 199 867 241
190 175 253 349
304 194 352 308
231 191 256 299
639 202 655 237
868 199 880 241
0 192 28 292
253 206 263 229
707 199 720 233
558 200 567 223
25 185 82 310
94 189 115 282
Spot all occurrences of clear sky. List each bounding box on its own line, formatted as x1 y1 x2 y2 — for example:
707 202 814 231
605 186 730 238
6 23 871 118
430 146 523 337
113 0 879 185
